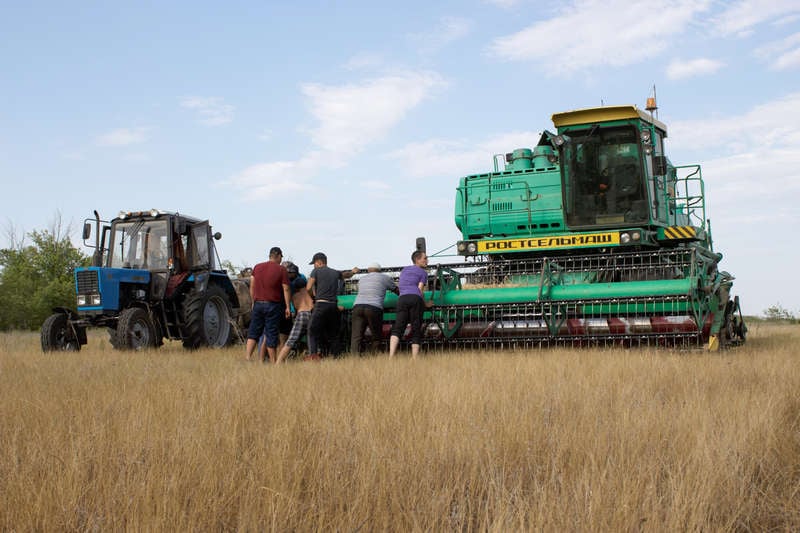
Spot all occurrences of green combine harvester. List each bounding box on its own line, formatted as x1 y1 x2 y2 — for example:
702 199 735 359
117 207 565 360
340 100 747 350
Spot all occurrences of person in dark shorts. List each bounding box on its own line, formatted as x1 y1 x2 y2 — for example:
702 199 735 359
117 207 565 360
245 247 291 363
305 252 358 358
350 262 397 354
389 250 434 359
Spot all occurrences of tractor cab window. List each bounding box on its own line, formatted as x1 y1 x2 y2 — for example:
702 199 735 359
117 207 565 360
108 219 170 270
562 125 649 227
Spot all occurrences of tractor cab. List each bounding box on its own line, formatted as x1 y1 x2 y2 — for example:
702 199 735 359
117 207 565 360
102 210 219 274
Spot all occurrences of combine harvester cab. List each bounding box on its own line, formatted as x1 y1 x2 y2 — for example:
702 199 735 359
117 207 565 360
341 101 747 350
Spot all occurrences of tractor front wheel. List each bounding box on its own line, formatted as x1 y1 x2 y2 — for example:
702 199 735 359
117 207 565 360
41 313 81 352
182 285 234 349
112 307 158 350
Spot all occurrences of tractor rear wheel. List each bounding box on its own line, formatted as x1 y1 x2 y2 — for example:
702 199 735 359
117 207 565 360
182 285 234 349
112 307 157 350
41 313 80 352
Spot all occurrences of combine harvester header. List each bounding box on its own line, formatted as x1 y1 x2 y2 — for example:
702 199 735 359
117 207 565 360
340 98 747 350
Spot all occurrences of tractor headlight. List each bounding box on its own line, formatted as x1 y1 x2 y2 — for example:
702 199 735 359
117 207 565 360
467 242 478 254
91 294 102 305
77 295 87 306
631 231 641 241
641 129 651 144
620 232 631 244
457 242 467 253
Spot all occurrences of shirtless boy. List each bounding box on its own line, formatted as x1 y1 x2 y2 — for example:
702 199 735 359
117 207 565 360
276 263 315 364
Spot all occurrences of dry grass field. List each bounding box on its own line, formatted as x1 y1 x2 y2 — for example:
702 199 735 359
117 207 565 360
1 323 799 531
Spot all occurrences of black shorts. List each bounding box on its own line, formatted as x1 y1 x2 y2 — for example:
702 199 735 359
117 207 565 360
390 294 425 344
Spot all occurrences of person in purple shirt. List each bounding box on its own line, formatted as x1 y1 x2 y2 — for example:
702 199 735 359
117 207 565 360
389 250 434 359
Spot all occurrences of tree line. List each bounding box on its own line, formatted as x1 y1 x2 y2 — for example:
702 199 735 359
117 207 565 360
0 218 88 330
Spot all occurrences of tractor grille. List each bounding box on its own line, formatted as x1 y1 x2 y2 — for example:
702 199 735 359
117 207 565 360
76 270 99 295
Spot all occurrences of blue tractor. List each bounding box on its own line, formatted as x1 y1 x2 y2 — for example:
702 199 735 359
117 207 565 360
40 209 247 351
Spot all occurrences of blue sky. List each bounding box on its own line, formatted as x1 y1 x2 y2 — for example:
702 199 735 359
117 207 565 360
1 0 799 316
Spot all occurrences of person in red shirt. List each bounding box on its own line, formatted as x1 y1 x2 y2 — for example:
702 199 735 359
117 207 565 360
245 247 291 363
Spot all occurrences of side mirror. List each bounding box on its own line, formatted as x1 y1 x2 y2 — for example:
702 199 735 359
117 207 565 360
213 232 222 240
82 222 92 240
415 237 426 253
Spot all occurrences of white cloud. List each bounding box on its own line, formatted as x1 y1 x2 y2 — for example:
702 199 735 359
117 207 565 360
388 131 540 179
484 0 521 7
180 96 234 126
95 127 149 147
668 92 800 153
226 69 447 200
225 155 320 199
301 70 447 154
360 180 390 190
410 16 473 53
754 32 800 70
359 179 393 198
343 52 385 71
773 47 800 70
121 152 151 163
711 0 800 37
666 57 725 80
60 150 86 161
486 0 710 76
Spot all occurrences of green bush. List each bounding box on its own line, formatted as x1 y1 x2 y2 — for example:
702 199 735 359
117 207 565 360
0 223 89 330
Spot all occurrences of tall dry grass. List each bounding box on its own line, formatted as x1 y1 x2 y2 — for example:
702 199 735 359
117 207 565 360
1 324 799 531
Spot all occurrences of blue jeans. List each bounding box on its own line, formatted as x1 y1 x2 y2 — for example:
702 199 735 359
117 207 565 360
248 301 284 348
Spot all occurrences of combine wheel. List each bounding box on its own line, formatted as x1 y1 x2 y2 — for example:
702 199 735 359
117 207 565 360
182 285 234 349
722 296 747 347
41 313 80 352
112 307 157 350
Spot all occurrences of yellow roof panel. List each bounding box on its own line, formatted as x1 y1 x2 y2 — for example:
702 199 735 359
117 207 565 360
551 105 667 132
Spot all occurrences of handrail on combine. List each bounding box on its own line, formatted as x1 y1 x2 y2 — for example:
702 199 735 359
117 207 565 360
673 164 707 230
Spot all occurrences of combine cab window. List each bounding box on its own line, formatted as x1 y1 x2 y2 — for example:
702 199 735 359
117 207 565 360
563 126 648 228
108 220 170 269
